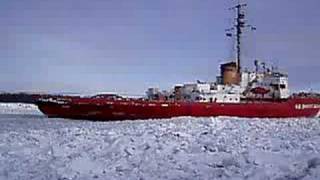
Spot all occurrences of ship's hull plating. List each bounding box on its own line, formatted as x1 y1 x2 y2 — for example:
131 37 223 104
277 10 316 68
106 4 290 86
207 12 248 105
37 97 320 121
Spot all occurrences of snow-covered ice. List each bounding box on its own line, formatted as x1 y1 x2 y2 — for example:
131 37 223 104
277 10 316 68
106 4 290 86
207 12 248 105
0 103 41 115
0 103 320 179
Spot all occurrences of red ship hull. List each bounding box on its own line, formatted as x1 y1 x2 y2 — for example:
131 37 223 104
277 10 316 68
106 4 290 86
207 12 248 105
37 97 320 121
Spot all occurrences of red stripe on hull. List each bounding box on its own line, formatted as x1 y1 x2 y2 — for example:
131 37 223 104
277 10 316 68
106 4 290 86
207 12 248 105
37 98 320 121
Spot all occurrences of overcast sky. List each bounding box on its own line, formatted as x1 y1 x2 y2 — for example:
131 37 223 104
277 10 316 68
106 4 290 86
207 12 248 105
1 0 320 94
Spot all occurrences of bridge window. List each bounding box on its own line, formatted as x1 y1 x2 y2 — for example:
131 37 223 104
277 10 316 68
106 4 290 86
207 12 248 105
280 84 286 89
271 84 279 90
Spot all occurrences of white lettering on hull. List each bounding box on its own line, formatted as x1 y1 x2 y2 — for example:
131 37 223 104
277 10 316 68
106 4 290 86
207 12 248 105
295 104 320 110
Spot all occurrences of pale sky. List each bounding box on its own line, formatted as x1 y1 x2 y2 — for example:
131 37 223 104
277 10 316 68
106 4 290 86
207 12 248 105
1 0 320 94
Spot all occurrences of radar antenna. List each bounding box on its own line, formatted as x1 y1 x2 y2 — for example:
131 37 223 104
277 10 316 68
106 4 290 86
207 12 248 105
226 1 256 73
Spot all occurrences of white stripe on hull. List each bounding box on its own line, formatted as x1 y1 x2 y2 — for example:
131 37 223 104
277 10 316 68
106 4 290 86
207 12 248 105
315 109 320 118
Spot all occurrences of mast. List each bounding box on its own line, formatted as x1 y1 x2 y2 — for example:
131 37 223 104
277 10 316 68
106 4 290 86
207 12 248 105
226 1 256 73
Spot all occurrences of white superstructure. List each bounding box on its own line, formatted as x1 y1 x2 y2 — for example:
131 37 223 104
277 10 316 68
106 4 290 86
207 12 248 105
146 61 289 103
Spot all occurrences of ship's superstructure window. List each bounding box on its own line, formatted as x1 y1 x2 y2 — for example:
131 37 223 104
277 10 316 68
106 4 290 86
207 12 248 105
280 84 286 89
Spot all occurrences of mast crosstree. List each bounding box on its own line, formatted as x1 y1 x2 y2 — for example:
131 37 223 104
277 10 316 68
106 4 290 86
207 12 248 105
226 1 256 73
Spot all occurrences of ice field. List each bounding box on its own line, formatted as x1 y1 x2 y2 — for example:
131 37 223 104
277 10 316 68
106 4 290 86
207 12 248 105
0 103 320 179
